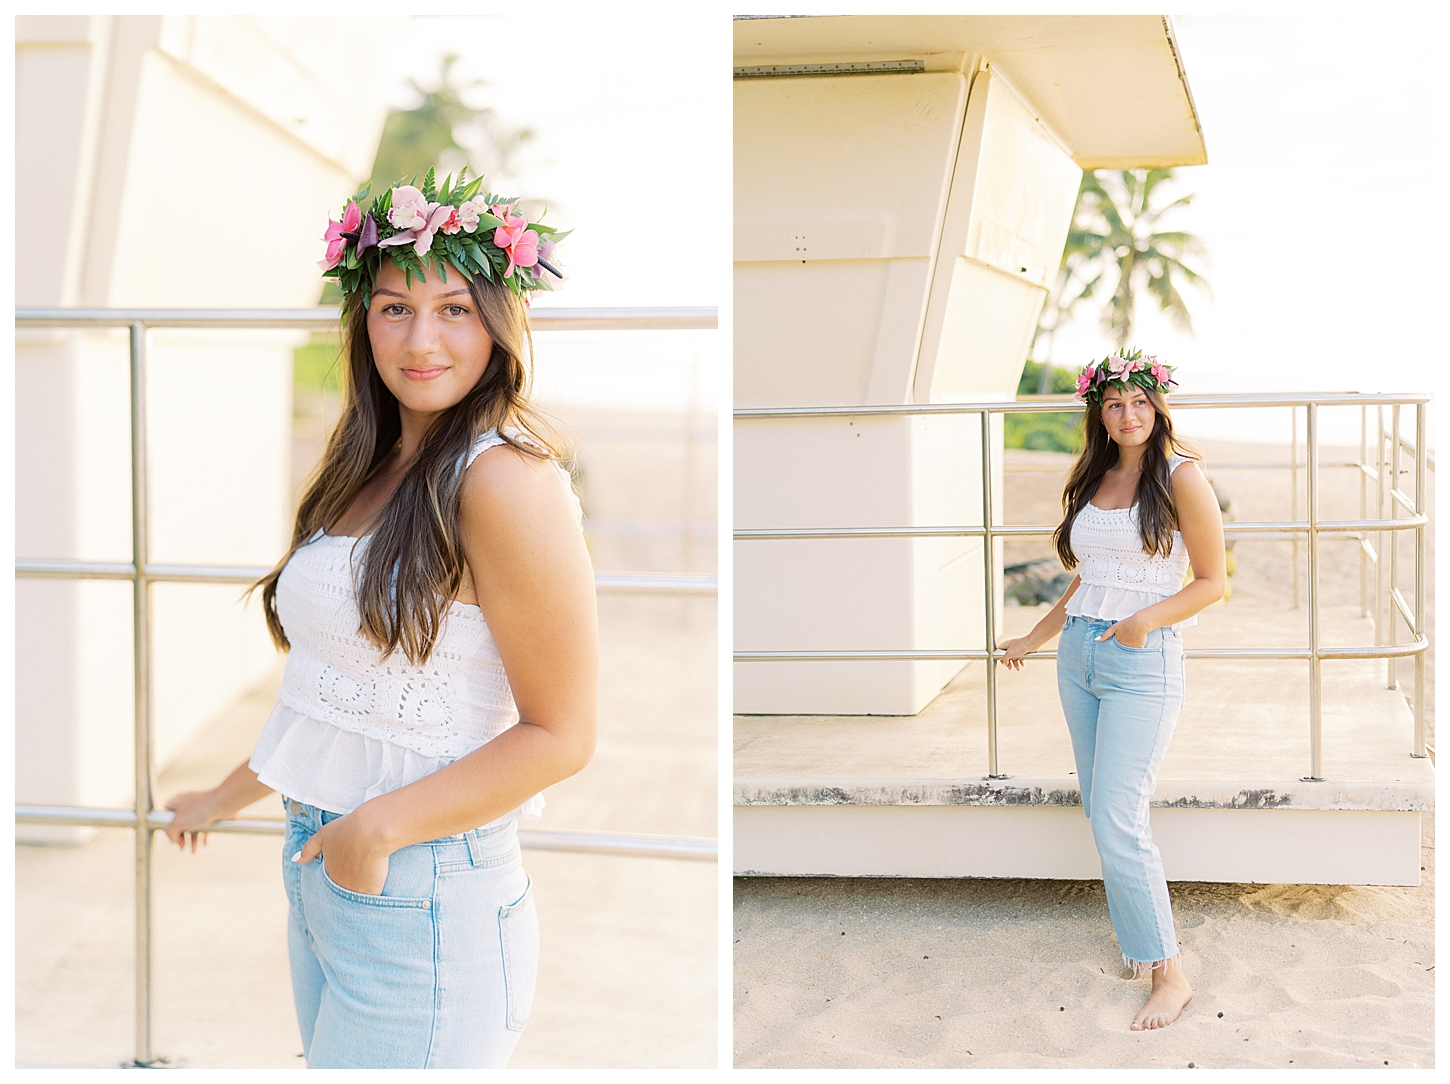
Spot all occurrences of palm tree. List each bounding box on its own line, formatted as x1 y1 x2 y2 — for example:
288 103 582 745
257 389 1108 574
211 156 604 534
367 54 535 199
1032 169 1209 392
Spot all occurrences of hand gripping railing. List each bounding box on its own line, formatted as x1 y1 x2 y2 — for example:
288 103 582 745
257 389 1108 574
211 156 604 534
15 306 717 1068
734 392 1429 783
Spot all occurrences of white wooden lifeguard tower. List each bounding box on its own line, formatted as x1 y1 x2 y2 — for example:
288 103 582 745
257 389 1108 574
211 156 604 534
733 15 1431 886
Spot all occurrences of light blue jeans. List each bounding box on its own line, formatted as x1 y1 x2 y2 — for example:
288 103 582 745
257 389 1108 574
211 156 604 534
1057 616 1184 972
281 798 538 1068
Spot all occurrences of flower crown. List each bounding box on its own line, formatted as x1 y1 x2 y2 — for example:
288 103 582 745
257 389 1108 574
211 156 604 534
319 167 567 306
1074 347 1177 405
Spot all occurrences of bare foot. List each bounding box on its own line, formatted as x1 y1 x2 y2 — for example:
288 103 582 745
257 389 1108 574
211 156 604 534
1130 959 1193 1030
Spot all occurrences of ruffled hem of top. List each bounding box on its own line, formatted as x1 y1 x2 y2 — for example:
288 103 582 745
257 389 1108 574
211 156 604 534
249 702 544 824
1066 582 1198 628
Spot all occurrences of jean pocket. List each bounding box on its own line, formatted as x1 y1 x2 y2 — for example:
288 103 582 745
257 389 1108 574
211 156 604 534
499 875 538 1032
318 856 434 909
1111 630 1161 653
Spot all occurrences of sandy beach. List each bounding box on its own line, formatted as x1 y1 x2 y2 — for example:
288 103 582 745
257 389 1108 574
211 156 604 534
733 817 1433 1069
734 438 1434 1068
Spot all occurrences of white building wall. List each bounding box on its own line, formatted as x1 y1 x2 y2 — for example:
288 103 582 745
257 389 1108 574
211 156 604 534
15 15 392 840
734 67 1080 715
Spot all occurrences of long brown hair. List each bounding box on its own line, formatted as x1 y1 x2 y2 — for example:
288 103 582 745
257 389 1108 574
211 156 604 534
254 270 565 664
1052 385 1198 569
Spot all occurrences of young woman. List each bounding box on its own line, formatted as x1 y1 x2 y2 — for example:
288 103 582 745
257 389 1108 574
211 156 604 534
997 351 1225 1032
162 172 596 1068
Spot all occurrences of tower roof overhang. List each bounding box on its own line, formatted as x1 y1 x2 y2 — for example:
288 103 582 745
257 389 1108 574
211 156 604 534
734 14 1207 169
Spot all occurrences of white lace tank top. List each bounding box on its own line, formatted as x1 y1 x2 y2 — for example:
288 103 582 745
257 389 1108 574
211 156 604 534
249 430 583 820
1064 453 1197 629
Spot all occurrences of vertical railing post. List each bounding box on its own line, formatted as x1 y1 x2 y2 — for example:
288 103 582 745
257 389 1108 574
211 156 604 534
1359 404 1367 618
981 408 1003 778
1290 406 1300 608
1388 405 1401 691
128 322 162 1068
1412 402 1426 757
1304 401 1322 781
1374 407 1386 659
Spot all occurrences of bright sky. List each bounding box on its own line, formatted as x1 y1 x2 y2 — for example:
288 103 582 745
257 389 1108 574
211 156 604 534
387 14 728 413
1050 13 1442 448
381 14 1443 434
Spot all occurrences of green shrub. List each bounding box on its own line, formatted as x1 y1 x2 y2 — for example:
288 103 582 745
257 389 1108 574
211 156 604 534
1007 361 1083 453
1017 359 1080 396
294 336 343 394
1004 411 1083 454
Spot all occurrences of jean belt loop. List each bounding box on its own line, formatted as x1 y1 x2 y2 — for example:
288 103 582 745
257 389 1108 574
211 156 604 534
465 827 484 867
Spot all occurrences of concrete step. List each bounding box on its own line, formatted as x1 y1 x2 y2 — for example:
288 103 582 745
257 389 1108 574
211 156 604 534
735 601 1432 885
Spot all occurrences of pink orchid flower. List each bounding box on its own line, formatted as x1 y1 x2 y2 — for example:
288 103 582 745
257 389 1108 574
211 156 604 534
387 186 430 231
504 229 540 279
1150 363 1171 384
319 200 362 271
380 185 455 259
439 207 463 236
533 237 560 280
457 196 489 233
1107 354 1130 378
492 212 528 250
493 212 540 278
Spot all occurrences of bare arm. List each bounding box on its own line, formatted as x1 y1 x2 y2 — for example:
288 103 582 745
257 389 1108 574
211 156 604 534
1102 460 1226 645
162 760 274 852
300 446 599 890
997 575 1080 671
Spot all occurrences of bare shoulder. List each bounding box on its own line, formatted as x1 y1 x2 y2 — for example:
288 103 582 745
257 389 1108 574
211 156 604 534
458 441 577 532
1169 458 1221 522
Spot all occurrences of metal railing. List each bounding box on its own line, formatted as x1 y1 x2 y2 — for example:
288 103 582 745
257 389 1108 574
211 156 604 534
734 392 1429 783
15 306 718 1068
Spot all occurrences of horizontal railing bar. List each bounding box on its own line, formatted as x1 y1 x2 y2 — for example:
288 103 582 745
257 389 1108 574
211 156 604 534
16 306 718 332
736 649 994 661
14 805 717 861
734 638 1427 662
18 559 141 581
512 829 717 861
735 392 1431 420
1006 460 1368 473
735 526 988 540
594 572 717 595
1316 514 1427 533
15 558 717 595
530 307 719 331
732 518 1423 541
18 308 341 330
1316 637 1427 660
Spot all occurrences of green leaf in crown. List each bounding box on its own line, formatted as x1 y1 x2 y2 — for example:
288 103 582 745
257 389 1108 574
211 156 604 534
1073 347 1179 405
318 166 565 307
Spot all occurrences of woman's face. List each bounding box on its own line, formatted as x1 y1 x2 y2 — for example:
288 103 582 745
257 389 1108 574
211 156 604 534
366 259 493 420
1100 385 1156 450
